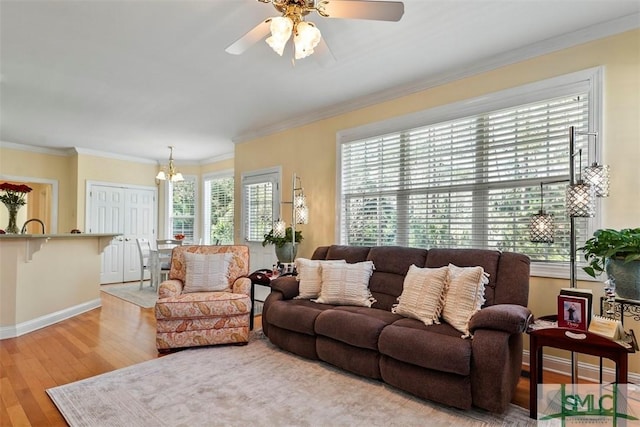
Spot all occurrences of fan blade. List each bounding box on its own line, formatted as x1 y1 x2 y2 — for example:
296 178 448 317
225 19 272 55
322 1 404 22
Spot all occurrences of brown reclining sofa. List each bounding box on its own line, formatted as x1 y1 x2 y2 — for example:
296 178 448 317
261 245 532 413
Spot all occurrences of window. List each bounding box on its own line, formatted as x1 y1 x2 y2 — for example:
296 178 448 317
242 169 280 242
339 69 602 276
168 177 197 242
203 172 234 245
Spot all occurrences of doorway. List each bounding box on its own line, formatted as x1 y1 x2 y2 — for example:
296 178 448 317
87 183 157 284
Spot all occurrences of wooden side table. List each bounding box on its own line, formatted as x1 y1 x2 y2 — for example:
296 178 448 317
528 325 633 419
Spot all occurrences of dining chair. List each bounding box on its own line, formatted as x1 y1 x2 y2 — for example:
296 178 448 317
136 238 156 290
156 239 183 282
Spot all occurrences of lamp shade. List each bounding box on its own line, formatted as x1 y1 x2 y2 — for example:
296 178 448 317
583 163 610 197
155 171 167 181
273 219 286 238
566 181 595 217
295 204 309 225
266 17 293 56
170 172 184 182
529 210 554 243
294 21 321 59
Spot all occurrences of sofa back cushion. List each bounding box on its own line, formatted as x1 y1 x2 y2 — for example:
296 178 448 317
312 245 530 309
367 246 428 311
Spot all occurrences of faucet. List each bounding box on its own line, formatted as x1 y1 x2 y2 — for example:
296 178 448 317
21 218 46 234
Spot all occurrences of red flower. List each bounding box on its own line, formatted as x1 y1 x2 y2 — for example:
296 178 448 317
0 182 33 207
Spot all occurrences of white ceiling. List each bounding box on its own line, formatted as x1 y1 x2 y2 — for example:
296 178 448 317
1 0 638 163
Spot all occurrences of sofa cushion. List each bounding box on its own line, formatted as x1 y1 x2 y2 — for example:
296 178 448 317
367 246 428 311
316 261 376 307
155 292 250 320
325 245 371 263
315 307 403 350
442 264 488 337
378 318 472 376
392 265 449 326
294 258 346 299
265 299 335 336
182 252 232 293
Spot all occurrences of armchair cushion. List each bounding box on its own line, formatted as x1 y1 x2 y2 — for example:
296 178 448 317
183 252 232 293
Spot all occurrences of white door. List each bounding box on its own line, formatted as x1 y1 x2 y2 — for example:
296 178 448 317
89 184 156 284
91 185 126 284
123 188 156 282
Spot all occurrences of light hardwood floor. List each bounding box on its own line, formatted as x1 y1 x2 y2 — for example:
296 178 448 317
1 289 558 426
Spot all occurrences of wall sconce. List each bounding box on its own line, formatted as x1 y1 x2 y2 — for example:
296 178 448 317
274 173 309 249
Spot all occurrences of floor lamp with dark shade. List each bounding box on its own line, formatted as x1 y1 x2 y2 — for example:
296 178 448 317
529 126 611 383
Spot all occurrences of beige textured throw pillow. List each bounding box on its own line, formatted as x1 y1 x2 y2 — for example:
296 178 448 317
295 258 347 299
392 265 449 326
183 252 232 293
316 261 376 307
442 264 488 337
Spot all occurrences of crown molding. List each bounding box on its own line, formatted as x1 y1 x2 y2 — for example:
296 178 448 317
72 147 158 165
0 140 74 157
232 13 640 144
200 151 234 165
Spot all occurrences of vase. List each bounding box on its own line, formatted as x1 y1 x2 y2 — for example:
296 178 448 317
3 203 20 234
606 258 640 301
275 242 297 263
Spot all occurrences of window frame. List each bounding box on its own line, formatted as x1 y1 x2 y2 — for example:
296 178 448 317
165 175 198 242
336 67 603 280
202 170 234 245
241 167 281 243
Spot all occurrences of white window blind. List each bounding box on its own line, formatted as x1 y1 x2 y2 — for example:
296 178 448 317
341 93 594 264
204 174 234 245
169 177 196 241
242 172 279 242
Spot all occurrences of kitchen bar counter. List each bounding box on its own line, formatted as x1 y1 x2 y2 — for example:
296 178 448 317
0 233 120 339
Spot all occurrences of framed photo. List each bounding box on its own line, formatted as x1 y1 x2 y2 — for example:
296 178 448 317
557 295 588 331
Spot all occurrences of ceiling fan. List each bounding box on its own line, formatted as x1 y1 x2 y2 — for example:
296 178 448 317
225 0 404 61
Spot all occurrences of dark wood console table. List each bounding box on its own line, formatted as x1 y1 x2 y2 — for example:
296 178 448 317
528 326 633 419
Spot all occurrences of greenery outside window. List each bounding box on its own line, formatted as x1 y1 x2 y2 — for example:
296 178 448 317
169 176 197 242
203 172 234 245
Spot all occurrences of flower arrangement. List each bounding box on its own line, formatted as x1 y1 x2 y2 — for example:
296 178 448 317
0 182 32 206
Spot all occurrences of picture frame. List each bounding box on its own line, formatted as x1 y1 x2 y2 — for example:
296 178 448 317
557 294 588 331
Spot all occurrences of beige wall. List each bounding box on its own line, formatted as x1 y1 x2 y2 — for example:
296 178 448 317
235 30 640 373
0 147 76 231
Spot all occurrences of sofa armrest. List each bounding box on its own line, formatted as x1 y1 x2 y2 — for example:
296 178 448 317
232 277 251 296
469 304 532 335
269 276 299 300
158 279 184 299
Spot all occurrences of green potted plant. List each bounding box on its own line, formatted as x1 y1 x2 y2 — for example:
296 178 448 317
579 228 640 299
262 226 303 263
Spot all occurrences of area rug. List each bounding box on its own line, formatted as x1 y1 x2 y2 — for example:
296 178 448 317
47 333 535 427
100 282 157 308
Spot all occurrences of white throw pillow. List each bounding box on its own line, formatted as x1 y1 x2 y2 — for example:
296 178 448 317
392 265 449 326
316 261 376 307
183 252 232 293
442 264 488 337
294 258 347 299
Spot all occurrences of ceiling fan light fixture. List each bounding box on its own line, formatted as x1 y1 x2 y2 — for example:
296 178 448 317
266 16 293 56
294 21 321 59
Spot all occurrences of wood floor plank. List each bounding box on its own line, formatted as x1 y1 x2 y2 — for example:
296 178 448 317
0 285 541 427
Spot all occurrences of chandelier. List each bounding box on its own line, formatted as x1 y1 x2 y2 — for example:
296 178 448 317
155 146 184 183
262 0 323 59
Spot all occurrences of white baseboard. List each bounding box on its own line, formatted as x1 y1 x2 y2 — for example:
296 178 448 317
0 299 102 340
522 349 640 384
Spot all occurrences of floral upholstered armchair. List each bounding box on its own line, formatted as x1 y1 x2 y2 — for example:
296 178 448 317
155 245 251 351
